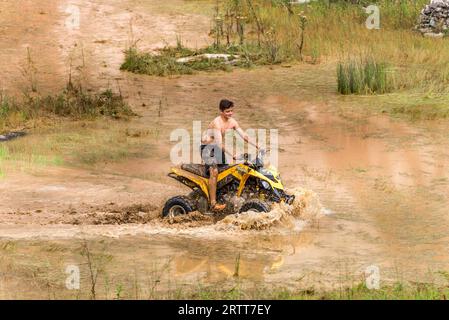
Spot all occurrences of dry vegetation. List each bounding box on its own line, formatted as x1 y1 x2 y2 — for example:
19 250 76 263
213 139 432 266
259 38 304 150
122 0 449 118
2 238 449 300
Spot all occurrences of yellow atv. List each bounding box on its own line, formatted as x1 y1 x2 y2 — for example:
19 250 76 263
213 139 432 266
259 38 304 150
162 150 295 218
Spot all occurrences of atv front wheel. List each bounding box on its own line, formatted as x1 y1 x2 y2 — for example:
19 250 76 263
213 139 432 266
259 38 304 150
239 199 271 213
162 196 196 218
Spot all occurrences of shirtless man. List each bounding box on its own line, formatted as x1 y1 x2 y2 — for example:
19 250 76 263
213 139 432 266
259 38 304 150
201 99 259 211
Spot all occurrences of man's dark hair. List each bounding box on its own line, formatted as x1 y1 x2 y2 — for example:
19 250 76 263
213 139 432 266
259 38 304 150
219 99 234 111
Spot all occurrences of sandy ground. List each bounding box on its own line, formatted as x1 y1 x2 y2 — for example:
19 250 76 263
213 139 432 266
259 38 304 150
1 0 449 295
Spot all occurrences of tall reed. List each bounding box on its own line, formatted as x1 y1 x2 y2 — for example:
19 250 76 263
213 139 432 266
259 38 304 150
337 58 391 94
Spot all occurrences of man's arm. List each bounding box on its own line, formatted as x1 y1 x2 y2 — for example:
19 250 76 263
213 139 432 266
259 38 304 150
234 120 259 150
201 120 217 144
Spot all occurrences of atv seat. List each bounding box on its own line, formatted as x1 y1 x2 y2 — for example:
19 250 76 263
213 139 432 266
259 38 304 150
181 164 231 178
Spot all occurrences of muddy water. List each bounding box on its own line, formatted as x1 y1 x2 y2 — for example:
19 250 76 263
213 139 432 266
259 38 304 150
277 107 449 285
1 0 449 296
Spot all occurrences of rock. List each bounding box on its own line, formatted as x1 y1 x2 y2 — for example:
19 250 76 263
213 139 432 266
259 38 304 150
176 53 240 65
416 0 449 36
424 32 444 38
0 131 27 142
419 27 433 33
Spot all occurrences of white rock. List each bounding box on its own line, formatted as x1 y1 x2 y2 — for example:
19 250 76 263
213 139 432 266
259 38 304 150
176 53 240 64
423 32 444 37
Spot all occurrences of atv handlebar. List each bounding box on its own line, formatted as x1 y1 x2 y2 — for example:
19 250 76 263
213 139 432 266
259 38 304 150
234 149 267 167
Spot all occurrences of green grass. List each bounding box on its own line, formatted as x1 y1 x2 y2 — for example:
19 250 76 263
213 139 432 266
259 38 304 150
39 87 134 119
381 92 449 120
0 87 138 174
338 58 392 95
121 47 196 76
390 104 449 120
187 282 449 300
124 0 449 95
0 145 7 160
0 121 154 179
0 86 135 134
0 141 64 174
75 146 131 166
120 44 253 76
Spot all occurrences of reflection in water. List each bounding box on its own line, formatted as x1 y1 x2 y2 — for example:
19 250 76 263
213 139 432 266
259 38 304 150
170 232 312 283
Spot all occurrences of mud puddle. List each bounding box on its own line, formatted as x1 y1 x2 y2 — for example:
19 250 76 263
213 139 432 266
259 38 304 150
0 185 323 239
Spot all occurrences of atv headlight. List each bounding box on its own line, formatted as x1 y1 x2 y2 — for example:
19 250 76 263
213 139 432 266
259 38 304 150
260 180 271 190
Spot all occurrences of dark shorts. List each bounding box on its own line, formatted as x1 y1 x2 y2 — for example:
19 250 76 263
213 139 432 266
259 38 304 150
200 144 227 174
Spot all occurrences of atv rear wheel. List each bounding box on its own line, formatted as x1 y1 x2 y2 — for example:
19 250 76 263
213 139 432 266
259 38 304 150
162 196 196 218
239 199 271 213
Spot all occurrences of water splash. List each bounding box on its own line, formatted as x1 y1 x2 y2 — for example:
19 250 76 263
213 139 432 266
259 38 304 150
216 187 323 231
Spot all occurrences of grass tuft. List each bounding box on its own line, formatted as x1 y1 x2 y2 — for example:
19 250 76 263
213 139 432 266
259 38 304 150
337 58 392 95
0 85 135 133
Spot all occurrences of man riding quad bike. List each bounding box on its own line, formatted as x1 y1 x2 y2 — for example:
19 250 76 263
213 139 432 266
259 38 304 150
162 149 295 218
